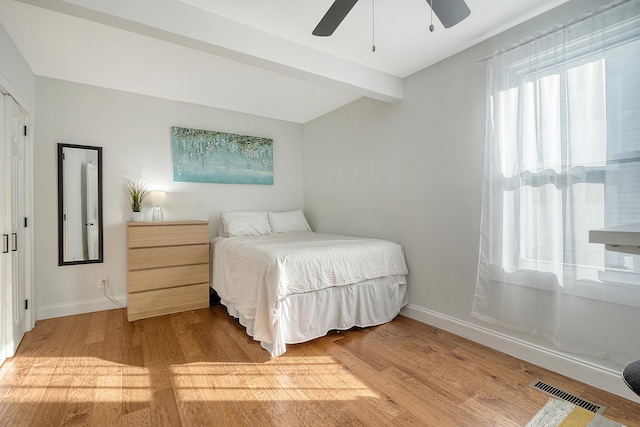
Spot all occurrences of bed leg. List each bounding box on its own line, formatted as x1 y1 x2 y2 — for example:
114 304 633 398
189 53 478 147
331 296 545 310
209 288 220 307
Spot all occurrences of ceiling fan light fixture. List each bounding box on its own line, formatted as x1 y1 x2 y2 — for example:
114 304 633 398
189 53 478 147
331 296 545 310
425 0 470 29
312 0 470 38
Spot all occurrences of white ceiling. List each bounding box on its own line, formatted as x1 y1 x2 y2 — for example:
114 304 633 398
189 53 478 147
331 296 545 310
0 0 568 123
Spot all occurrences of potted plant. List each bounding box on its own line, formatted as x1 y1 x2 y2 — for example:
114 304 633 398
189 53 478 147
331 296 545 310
123 178 149 221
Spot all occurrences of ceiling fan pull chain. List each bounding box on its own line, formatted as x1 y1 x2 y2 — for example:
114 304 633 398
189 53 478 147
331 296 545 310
429 0 435 32
372 0 376 52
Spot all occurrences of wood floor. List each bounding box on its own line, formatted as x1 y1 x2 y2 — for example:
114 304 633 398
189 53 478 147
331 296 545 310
0 305 638 426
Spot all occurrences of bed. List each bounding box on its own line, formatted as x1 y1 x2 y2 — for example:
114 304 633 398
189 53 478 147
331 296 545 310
210 210 409 357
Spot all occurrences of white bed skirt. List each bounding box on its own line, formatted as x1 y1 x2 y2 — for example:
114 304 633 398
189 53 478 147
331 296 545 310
219 277 408 357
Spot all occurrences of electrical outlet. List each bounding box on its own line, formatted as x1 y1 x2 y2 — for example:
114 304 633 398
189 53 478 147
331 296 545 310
99 277 109 289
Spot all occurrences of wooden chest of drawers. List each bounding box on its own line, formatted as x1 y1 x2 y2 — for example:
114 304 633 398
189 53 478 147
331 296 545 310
127 220 209 321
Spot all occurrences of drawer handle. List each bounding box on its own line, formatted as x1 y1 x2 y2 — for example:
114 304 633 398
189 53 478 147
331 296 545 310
2 234 8 253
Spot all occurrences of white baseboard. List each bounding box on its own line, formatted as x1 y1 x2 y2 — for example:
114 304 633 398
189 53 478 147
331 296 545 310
400 304 640 403
36 296 127 321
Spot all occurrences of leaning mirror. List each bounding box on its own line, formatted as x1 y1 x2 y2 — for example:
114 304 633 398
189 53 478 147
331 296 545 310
57 143 103 265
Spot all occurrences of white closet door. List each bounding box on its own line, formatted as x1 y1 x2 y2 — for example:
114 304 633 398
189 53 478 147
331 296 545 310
5 95 26 356
0 97 6 363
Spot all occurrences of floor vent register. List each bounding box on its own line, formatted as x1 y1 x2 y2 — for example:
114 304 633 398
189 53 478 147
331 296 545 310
529 379 606 414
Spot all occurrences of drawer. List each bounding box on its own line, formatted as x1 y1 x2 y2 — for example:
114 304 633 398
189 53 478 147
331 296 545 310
128 244 209 270
128 263 209 293
128 223 209 248
127 283 209 321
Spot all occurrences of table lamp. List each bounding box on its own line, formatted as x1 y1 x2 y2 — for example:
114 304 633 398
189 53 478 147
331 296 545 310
148 190 166 222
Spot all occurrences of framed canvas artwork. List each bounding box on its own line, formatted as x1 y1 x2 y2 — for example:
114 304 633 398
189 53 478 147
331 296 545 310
172 126 273 185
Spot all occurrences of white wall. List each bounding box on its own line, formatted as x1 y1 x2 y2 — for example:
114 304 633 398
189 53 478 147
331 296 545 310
34 77 304 319
303 0 639 401
0 23 35 109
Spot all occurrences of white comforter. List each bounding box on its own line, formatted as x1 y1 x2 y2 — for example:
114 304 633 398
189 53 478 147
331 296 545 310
211 232 408 346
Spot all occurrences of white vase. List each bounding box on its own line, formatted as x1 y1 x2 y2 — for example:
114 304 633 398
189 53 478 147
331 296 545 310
132 211 143 222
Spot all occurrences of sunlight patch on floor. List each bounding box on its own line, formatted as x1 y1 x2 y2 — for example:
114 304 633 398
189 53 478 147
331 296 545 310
171 356 379 402
0 355 380 404
0 357 147 403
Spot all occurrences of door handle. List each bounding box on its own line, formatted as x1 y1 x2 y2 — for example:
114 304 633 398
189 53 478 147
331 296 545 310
12 233 17 252
2 234 8 253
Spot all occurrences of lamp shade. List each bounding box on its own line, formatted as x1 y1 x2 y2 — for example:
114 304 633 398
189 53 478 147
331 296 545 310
147 190 166 207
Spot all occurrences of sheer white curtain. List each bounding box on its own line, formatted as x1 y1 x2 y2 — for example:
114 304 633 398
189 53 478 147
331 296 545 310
473 0 640 366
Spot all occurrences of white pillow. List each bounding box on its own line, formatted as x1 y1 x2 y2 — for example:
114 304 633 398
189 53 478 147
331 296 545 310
221 211 272 237
268 210 312 233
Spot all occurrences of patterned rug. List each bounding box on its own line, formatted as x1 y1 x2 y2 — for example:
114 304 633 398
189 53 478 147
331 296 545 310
527 398 626 427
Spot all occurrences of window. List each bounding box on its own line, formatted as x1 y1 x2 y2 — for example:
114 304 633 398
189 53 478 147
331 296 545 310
490 26 640 291
473 0 640 365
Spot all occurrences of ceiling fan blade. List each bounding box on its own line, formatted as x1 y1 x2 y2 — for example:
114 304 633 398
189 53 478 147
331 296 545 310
427 0 470 28
313 0 359 37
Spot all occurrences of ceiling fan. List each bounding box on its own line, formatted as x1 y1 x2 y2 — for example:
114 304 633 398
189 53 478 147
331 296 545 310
312 0 471 37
